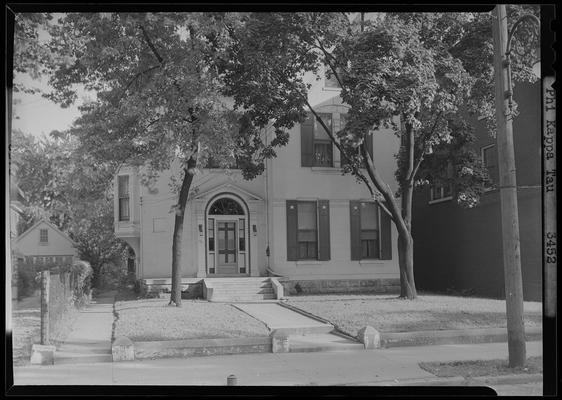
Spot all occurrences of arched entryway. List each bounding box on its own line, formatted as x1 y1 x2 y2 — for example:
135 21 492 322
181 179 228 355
205 195 250 276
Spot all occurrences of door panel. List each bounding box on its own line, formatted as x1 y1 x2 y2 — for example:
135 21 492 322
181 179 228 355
217 221 237 274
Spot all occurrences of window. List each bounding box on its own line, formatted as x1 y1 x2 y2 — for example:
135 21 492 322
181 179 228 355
297 202 318 259
301 113 334 168
360 202 380 259
350 201 392 260
324 65 342 89
118 175 130 221
205 156 240 169
314 113 333 167
481 144 498 185
286 200 331 261
39 228 48 243
430 183 453 202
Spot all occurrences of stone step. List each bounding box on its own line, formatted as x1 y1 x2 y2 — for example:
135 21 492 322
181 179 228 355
211 295 277 302
288 333 364 353
54 350 112 365
210 288 274 294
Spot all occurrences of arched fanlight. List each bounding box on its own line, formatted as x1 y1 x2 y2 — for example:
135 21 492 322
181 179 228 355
208 197 245 215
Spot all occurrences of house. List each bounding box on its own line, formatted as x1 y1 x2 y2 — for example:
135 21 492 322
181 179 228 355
13 219 79 268
412 81 542 301
114 70 402 296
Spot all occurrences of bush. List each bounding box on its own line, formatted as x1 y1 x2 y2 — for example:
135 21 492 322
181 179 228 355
17 263 40 300
97 261 128 290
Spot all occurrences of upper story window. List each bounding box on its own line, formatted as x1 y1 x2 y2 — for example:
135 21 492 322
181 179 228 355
429 182 453 202
481 144 498 186
301 112 334 168
205 156 240 169
324 65 342 89
118 175 130 221
39 228 48 244
314 113 333 167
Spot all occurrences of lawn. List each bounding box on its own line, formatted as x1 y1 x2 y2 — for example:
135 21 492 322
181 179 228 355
285 293 542 337
114 297 271 341
11 292 41 366
420 356 542 378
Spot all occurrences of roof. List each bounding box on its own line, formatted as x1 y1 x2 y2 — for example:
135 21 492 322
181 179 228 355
14 219 78 247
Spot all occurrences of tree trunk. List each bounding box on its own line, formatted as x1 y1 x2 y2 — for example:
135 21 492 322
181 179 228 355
169 156 197 307
397 231 417 299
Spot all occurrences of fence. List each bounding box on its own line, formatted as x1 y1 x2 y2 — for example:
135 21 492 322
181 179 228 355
40 262 92 345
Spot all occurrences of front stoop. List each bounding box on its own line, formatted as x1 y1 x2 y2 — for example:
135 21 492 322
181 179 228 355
204 278 279 302
288 332 365 353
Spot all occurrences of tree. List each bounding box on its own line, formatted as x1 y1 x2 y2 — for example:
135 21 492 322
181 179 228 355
218 12 496 299
10 129 129 287
17 12 289 306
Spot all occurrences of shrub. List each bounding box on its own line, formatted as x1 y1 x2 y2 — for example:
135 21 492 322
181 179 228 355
98 261 128 290
16 263 39 300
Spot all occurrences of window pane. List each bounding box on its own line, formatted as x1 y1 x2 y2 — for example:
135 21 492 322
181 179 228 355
298 202 317 230
119 198 130 220
443 184 452 197
118 176 129 197
360 203 378 230
40 229 48 242
314 142 333 167
298 229 317 242
239 238 245 251
315 113 332 139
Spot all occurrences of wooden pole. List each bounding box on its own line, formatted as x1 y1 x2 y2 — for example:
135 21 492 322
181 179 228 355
492 4 526 368
40 270 50 345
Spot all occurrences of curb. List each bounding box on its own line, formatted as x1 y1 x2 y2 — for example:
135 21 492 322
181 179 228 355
344 373 543 387
385 373 543 387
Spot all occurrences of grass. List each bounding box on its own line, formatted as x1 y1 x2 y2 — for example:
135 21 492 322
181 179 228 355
420 356 542 378
11 292 41 366
285 293 542 337
114 293 271 341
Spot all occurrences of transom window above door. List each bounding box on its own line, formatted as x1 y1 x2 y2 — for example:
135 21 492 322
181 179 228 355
209 198 245 215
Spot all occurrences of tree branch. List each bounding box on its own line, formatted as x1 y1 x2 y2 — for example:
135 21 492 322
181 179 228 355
138 24 164 64
406 111 443 183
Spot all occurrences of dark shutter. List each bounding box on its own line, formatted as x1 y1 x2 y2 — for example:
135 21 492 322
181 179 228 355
301 113 314 167
317 200 331 261
286 200 298 261
350 201 362 260
380 203 392 260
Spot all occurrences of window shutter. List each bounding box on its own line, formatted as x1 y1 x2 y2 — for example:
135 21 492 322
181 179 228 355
301 113 314 167
317 200 331 261
380 203 392 260
350 201 362 260
286 200 298 261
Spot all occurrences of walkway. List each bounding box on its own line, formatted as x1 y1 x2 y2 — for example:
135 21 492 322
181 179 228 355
53 291 116 365
13 341 543 387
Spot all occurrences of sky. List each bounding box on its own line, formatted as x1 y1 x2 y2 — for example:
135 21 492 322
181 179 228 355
11 74 83 140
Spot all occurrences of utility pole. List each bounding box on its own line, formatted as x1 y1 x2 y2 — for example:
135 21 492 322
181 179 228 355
492 4 526 367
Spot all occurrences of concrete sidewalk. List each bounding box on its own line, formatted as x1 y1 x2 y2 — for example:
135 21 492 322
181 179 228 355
13 341 543 387
53 291 116 365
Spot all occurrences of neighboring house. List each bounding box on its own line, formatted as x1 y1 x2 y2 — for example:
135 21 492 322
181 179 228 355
115 70 402 294
13 219 79 267
412 81 542 301
9 164 27 300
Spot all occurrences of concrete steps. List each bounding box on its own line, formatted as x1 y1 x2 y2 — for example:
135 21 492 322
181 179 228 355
204 278 277 302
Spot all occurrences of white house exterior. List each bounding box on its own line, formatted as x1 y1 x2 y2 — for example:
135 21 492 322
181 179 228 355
13 220 79 267
114 72 401 295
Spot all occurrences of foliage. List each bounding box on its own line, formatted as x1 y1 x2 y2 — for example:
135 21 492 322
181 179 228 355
16 263 40 300
11 129 129 288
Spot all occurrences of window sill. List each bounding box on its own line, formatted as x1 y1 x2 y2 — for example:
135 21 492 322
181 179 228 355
322 87 342 92
359 260 385 265
296 260 322 266
38 242 48 246
310 167 342 174
428 196 453 205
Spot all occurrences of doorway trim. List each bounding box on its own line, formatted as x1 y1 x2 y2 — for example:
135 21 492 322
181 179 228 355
204 193 251 276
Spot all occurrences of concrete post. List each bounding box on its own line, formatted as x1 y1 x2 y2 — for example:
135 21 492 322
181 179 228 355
40 270 50 345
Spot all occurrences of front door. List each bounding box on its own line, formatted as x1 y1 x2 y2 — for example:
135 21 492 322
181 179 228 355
217 220 237 275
